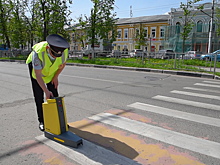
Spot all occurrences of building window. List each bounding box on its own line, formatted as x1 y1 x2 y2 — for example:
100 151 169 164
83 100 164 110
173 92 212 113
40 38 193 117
197 21 203 32
145 46 148 51
159 45 164 50
72 33 75 42
129 28 133 39
124 29 128 39
151 27 156 38
151 45 155 52
117 45 121 50
209 21 215 32
160 28 165 38
176 22 181 34
144 27 148 38
117 29 122 39
136 28 140 37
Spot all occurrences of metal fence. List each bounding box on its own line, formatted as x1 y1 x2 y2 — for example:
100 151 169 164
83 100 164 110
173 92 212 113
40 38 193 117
0 50 31 58
1 49 219 76
67 50 219 76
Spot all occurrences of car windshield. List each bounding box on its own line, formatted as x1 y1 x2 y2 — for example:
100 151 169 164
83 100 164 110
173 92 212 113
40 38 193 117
213 50 220 54
188 52 194 54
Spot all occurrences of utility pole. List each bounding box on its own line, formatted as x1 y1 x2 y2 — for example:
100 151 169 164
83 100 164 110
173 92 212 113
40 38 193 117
208 0 215 53
130 6 133 18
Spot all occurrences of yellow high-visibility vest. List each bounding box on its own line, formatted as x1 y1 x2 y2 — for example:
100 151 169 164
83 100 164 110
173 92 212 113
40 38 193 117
26 41 68 83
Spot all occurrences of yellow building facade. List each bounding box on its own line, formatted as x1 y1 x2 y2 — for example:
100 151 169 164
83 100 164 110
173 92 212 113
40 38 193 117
113 15 169 52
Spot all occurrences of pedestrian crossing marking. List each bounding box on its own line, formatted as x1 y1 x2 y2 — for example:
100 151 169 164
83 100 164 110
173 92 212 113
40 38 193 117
88 112 220 159
195 83 220 88
203 80 220 85
171 90 220 100
152 95 220 111
68 112 205 165
37 79 220 164
128 102 220 127
183 87 220 94
36 135 138 165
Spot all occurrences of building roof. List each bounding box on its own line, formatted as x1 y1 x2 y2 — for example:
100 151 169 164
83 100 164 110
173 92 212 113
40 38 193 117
116 15 170 25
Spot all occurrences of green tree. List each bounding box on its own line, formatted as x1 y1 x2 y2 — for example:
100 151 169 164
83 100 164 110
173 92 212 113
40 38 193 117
135 23 147 50
23 0 39 48
215 7 220 36
179 0 202 53
0 0 73 50
8 0 28 49
33 0 73 40
0 0 12 48
72 16 88 49
83 0 117 55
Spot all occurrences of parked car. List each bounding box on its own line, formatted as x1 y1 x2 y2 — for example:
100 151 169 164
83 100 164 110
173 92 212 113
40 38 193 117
184 51 203 59
107 50 121 58
129 49 145 57
200 50 220 62
155 49 175 59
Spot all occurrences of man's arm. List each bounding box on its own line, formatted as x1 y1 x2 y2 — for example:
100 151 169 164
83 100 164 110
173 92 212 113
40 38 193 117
51 62 66 89
34 69 53 99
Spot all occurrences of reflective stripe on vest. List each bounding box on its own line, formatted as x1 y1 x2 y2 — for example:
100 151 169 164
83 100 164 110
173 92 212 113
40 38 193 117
26 42 68 83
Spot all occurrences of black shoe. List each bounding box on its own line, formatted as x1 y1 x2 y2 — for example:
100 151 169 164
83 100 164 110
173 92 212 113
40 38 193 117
39 122 44 131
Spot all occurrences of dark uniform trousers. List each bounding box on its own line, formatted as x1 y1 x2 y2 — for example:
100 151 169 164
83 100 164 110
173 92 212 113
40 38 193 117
28 62 58 123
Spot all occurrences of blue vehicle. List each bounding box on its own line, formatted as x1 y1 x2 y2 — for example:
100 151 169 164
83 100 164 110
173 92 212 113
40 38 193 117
0 44 8 50
200 50 220 62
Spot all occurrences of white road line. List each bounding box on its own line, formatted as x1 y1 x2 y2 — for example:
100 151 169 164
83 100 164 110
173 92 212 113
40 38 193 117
61 74 152 88
203 80 220 85
171 90 220 100
183 87 220 94
88 113 220 159
36 135 138 165
128 102 220 127
152 95 220 111
62 74 124 84
195 83 220 88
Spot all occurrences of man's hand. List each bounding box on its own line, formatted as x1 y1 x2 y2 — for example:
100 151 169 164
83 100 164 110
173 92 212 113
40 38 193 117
52 76 58 89
35 69 53 99
45 90 54 99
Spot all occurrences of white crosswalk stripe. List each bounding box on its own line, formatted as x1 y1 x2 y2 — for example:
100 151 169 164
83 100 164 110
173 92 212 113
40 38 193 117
183 87 220 94
195 82 220 88
203 80 220 85
88 113 220 159
125 80 220 159
152 95 220 111
127 102 220 127
170 90 220 100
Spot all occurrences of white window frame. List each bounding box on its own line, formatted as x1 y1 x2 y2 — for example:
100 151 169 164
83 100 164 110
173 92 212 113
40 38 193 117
151 27 156 38
160 27 165 38
117 29 122 39
124 29 128 39
144 27 148 38
129 28 133 39
135 28 140 37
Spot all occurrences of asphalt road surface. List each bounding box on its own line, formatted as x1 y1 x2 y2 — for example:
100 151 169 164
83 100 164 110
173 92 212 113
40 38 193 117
0 62 220 165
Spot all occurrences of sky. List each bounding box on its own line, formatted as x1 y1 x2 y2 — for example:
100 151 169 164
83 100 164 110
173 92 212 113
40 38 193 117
70 0 212 21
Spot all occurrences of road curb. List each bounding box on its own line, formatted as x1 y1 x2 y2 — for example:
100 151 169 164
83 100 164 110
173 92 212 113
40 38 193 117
65 63 219 80
0 60 219 80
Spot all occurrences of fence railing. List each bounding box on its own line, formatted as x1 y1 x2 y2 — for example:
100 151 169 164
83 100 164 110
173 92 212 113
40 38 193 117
1 49 219 76
67 50 219 75
0 50 31 58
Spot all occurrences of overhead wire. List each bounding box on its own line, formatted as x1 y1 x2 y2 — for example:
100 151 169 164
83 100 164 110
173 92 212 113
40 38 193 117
114 3 181 14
